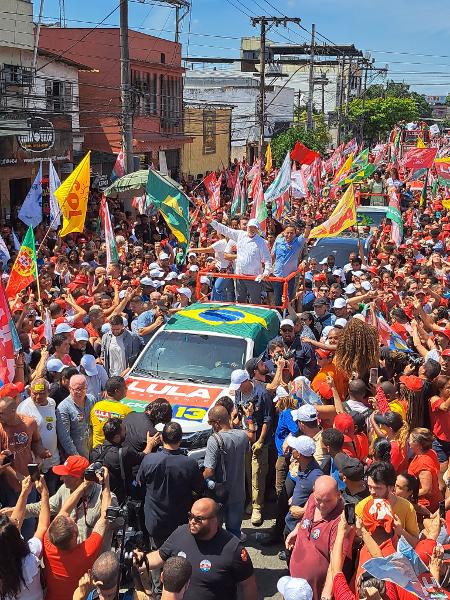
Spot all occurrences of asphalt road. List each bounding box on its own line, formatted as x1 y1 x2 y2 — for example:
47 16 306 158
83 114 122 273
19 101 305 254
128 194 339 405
241 502 288 600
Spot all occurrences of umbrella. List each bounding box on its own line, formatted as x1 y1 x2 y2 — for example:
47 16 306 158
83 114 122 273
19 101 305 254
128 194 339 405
103 169 183 200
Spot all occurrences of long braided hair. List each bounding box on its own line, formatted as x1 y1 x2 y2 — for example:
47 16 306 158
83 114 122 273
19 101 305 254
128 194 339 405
335 318 380 378
401 385 425 432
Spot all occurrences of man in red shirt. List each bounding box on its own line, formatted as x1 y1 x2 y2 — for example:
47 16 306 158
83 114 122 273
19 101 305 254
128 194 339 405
43 466 111 600
286 475 349 600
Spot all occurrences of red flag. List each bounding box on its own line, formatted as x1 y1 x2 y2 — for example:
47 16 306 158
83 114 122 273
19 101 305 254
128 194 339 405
0 284 18 383
290 141 319 165
203 172 222 212
402 147 437 171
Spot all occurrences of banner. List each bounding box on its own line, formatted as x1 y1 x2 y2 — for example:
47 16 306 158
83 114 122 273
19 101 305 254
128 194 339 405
0 283 20 383
5 225 37 299
264 152 291 204
203 172 222 212
100 196 119 268
249 171 267 233
290 141 319 165
111 148 125 182
265 143 272 172
230 175 243 217
0 234 10 266
54 151 91 236
309 184 356 239
48 159 62 230
386 188 403 246
18 162 43 228
402 147 437 171
332 153 354 184
435 157 450 186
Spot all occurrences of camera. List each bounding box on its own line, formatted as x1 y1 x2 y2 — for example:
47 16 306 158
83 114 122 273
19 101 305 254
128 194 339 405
84 461 103 483
274 350 295 362
408 354 423 368
1 451 14 466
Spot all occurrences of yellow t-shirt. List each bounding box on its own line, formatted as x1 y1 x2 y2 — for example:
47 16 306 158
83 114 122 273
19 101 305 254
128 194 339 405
90 400 133 448
355 494 419 537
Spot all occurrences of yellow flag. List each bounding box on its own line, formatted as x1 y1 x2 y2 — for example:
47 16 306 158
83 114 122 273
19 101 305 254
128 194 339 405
54 151 91 236
265 143 272 172
416 136 426 148
443 199 450 210
332 153 353 184
310 185 356 239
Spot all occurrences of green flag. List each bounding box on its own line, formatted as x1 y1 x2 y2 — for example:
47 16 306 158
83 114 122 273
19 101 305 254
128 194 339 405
147 170 190 256
353 148 369 168
6 225 37 298
339 163 376 186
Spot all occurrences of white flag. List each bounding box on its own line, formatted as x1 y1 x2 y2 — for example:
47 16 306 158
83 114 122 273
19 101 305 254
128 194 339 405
430 124 440 136
0 234 10 265
11 230 21 252
18 163 43 228
48 160 62 230
44 309 53 345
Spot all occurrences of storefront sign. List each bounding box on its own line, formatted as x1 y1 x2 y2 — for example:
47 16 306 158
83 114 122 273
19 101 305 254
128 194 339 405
17 117 55 153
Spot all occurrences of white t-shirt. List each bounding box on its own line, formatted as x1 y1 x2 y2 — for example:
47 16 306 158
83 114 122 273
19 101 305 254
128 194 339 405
10 537 43 600
108 334 127 376
17 397 59 471
211 239 230 270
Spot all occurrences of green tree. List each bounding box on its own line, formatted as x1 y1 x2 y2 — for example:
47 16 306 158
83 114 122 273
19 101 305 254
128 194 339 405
365 80 411 99
271 112 330 165
410 92 433 118
347 97 419 143
445 94 450 107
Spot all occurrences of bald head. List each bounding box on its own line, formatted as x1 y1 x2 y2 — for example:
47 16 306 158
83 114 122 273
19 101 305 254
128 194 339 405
70 374 87 388
69 374 87 399
208 405 230 426
313 475 340 517
191 497 218 517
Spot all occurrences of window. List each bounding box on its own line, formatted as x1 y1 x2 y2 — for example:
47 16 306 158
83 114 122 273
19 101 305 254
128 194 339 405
45 80 72 113
2 64 33 86
160 53 166 64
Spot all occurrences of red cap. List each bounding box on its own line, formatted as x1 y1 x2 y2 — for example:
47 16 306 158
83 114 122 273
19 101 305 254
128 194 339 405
53 455 89 478
435 329 450 342
54 298 66 308
377 253 389 260
399 375 424 392
76 295 94 307
314 273 327 282
315 348 333 360
54 316 66 325
334 413 354 442
441 349 450 357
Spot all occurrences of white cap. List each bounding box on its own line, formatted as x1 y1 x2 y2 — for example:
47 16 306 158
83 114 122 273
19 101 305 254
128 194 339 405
344 283 356 295
101 323 112 334
280 318 295 329
285 434 316 457
291 404 318 423
165 272 177 281
140 276 154 286
80 354 97 376
319 257 329 265
321 325 334 339
159 252 169 260
119 290 127 299
335 318 348 328
177 287 192 300
332 268 343 277
178 273 187 280
247 218 259 228
333 298 347 309
55 323 75 335
149 262 160 270
361 280 372 291
229 369 250 391
277 576 313 600
352 270 364 277
189 265 199 272
153 280 164 288
46 358 65 373
275 385 289 398
200 276 210 286
74 328 89 342
188 252 197 258
150 268 165 278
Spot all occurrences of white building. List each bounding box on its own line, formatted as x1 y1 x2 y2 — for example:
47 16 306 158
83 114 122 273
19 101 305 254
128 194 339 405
0 0 86 216
184 69 294 162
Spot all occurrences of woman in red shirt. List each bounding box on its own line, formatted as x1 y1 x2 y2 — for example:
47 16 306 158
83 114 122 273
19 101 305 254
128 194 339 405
428 375 450 492
408 428 441 513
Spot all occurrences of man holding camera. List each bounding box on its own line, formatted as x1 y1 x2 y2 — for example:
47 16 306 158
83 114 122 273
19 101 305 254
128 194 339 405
43 466 112 600
274 319 318 381
136 421 204 599
229 369 272 527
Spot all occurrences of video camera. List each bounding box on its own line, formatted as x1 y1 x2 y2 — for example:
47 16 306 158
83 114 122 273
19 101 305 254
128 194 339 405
110 499 146 584
84 461 104 483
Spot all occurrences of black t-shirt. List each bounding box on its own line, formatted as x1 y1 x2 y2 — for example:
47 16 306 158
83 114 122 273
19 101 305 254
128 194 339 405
69 342 97 366
159 525 254 600
341 485 370 505
49 382 69 406
123 411 158 476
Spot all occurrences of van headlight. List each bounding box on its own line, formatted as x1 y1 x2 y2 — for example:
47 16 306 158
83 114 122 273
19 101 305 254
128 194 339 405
181 429 212 451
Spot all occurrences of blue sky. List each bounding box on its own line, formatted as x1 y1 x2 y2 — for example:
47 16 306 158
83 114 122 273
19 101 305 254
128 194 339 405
39 0 450 96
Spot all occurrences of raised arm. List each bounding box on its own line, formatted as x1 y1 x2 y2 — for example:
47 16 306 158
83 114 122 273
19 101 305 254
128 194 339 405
210 219 240 242
10 476 33 529
34 476 51 542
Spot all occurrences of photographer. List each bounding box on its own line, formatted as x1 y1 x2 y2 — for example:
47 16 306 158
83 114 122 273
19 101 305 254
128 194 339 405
90 417 160 505
274 318 318 381
136 421 203 599
43 466 112 600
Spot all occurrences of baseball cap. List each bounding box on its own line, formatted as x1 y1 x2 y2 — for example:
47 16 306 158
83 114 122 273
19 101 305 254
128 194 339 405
332 268 343 277
280 318 295 329
140 276 154 286
80 354 97 376
275 385 289 399
334 413 355 442
245 356 264 378
46 358 65 373
200 276 210 285
74 328 89 342
76 295 94 307
291 404 318 423
285 434 316 457
313 297 328 306
188 252 197 258
352 270 364 277
315 380 333 400
277 576 313 600
374 411 404 432
159 252 169 260
344 284 356 295
55 323 75 335
53 455 89 478
177 287 192 300
334 318 348 328
434 329 450 341
150 268 165 278
229 369 250 391
332 298 347 310
442 349 450 357
189 265 199 272
101 323 112 335
333 454 364 481
247 218 259 228
165 272 178 281
361 281 372 291
316 348 333 359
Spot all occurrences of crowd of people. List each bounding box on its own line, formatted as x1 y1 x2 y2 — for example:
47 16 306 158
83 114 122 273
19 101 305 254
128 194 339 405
1 143 450 600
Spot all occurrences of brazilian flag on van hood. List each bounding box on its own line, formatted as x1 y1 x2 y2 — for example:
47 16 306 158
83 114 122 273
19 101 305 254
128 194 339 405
165 303 280 355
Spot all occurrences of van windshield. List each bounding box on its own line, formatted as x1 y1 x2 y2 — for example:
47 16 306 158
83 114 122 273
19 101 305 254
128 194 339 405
131 331 247 385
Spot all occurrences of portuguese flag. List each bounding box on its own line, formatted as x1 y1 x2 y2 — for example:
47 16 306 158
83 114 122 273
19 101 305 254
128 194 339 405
6 225 37 298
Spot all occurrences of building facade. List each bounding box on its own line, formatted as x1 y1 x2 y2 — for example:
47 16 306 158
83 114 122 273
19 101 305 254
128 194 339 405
39 27 192 178
181 103 232 179
0 0 84 217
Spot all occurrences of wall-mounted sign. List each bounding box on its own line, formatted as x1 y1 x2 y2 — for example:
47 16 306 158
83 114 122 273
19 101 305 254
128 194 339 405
17 117 55 153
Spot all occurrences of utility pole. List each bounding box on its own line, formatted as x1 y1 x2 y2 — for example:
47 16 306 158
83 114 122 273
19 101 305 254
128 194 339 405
251 16 301 158
306 23 315 131
120 0 134 175
337 55 346 146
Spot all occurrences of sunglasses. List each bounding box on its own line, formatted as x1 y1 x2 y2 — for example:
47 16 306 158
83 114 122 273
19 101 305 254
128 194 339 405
188 512 214 524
